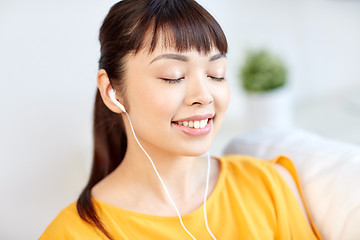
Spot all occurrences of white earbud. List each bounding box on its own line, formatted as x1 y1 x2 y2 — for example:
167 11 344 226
109 88 126 113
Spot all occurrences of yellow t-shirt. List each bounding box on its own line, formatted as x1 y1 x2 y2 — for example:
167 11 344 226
40 155 322 240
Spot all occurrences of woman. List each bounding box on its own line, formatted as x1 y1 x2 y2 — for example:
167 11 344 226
40 0 322 239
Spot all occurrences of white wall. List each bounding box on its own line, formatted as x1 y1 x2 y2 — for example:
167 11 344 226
0 1 118 239
199 0 360 118
0 0 359 239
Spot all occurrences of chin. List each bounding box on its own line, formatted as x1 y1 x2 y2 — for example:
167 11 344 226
179 144 212 157
180 134 218 157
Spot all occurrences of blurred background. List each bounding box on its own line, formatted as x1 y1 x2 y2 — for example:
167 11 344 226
0 0 359 239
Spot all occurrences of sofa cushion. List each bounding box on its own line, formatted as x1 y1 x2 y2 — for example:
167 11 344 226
223 127 360 240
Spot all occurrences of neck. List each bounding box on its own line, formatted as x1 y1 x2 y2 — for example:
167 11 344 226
119 140 208 204
106 114 216 215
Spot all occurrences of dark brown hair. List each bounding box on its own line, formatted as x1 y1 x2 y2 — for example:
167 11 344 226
77 0 227 238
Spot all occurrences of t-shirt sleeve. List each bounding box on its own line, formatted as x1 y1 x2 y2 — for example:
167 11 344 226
39 203 105 240
270 155 323 240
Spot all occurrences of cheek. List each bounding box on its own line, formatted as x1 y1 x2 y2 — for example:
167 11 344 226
134 83 182 123
214 83 230 113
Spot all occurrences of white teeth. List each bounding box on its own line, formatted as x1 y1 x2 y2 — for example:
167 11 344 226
176 119 209 129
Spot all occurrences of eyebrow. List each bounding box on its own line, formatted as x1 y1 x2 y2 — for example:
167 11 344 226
150 54 188 64
209 53 226 61
150 53 226 64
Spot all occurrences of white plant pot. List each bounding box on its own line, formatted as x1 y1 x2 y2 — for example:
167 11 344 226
245 87 293 131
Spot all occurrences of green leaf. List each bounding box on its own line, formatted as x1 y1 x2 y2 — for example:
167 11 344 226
239 49 287 92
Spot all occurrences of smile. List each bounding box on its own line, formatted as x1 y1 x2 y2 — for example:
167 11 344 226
171 114 213 136
174 119 209 129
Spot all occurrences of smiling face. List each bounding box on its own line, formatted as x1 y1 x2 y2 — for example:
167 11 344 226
120 42 230 157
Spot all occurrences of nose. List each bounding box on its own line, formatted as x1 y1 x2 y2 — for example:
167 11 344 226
185 75 214 106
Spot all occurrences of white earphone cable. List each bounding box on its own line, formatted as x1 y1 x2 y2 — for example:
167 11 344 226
124 111 196 240
204 152 217 240
124 111 217 240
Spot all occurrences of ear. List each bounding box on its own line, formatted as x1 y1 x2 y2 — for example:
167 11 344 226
97 69 125 113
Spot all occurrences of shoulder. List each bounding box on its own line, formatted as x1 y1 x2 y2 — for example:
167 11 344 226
221 154 272 167
221 154 299 184
40 202 102 240
219 154 304 197
219 155 322 239
218 154 291 200
221 155 312 220
220 154 278 178
221 154 293 175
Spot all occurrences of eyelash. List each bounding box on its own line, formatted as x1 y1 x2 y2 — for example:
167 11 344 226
209 76 225 81
160 76 225 84
161 77 184 84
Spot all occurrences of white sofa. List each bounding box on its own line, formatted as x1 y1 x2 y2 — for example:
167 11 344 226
223 127 360 240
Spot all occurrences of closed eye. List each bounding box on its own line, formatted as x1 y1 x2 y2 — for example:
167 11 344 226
160 77 184 84
209 76 225 81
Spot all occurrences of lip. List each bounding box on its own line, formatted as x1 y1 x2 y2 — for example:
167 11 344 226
172 116 213 137
172 113 214 122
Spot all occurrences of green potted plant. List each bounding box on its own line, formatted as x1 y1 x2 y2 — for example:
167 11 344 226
240 49 287 93
239 49 293 130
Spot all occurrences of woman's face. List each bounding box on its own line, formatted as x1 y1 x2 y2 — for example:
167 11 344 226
122 42 230 157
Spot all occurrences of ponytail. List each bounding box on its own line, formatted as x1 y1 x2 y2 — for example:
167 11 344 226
76 90 127 240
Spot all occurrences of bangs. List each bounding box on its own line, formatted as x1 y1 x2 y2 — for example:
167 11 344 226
131 0 228 54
